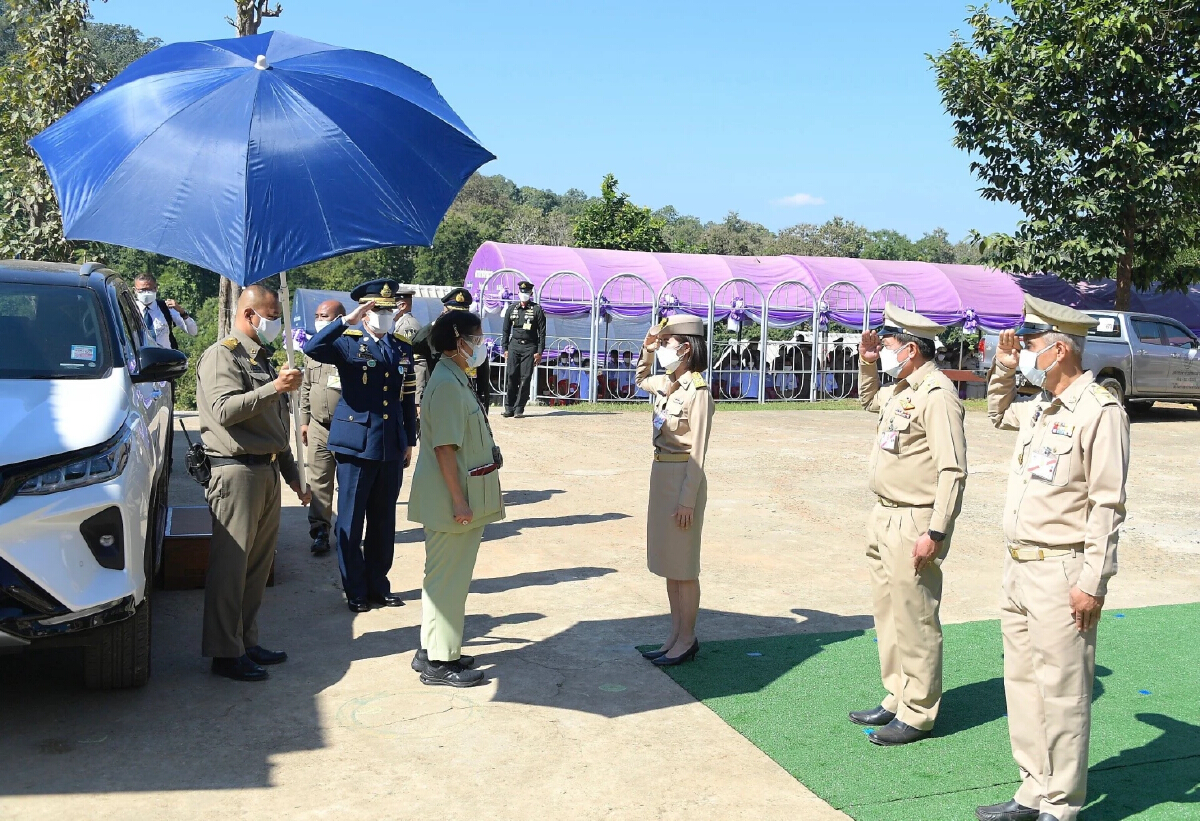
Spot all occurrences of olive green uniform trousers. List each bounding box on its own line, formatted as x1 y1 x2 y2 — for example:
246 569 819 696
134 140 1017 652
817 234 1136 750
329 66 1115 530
305 420 336 538
202 462 281 658
421 527 484 662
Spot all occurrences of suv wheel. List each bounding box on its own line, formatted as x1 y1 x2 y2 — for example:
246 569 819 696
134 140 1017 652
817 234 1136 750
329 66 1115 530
1097 376 1125 406
83 593 151 690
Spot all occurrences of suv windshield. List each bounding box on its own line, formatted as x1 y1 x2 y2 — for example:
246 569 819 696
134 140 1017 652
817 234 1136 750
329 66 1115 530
0 282 112 379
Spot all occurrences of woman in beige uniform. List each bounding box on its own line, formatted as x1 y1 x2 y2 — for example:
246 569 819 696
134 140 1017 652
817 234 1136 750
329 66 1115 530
637 314 715 666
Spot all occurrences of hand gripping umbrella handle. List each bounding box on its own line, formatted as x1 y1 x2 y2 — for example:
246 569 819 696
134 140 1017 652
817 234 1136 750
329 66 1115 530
277 271 308 493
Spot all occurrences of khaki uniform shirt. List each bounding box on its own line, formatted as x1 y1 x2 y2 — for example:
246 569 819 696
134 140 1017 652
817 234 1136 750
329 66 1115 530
196 329 299 485
860 359 968 534
988 366 1130 596
299 358 341 428
407 358 505 533
636 350 716 509
394 311 421 341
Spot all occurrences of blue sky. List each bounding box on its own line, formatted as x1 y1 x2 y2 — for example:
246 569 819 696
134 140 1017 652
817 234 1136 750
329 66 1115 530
91 1 1021 240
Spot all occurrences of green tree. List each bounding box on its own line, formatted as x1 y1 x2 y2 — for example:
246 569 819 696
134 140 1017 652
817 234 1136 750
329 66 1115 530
0 0 95 261
932 0 1200 308
413 212 484 286
88 21 159 82
775 216 869 257
702 211 772 256
912 227 956 263
655 205 707 253
571 174 668 252
862 229 916 260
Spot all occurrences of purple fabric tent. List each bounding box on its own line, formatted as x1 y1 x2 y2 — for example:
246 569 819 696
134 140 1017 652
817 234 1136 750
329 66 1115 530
466 243 1028 329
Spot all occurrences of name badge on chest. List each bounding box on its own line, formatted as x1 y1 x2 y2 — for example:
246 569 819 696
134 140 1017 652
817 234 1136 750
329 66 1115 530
327 372 342 390
1027 447 1060 482
879 429 900 453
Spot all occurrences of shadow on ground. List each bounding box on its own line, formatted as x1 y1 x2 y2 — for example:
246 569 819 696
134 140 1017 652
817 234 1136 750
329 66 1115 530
1084 713 1200 820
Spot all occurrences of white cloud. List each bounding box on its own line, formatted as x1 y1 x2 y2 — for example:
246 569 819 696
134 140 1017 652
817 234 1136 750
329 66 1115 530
774 192 826 207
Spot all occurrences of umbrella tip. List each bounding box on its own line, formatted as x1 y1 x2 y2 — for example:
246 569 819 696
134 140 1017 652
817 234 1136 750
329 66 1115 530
255 55 270 71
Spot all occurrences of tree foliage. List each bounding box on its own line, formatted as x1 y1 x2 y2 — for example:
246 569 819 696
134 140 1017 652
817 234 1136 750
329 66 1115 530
932 0 1200 308
571 174 669 252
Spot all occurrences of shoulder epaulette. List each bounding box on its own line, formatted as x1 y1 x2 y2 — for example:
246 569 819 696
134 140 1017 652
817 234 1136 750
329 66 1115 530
692 374 707 389
344 329 362 337
1089 383 1119 406
221 337 239 350
393 332 412 344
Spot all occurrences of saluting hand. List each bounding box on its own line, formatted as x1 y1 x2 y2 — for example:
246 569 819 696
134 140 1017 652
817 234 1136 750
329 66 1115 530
860 330 881 363
344 299 375 326
274 367 302 393
643 327 661 352
996 329 1021 370
1069 587 1104 632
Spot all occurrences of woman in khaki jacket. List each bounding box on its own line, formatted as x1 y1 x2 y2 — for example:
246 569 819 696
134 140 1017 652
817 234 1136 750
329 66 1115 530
637 314 715 666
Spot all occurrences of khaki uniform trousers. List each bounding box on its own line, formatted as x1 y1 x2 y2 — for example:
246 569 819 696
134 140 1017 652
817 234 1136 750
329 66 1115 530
202 462 281 658
865 502 949 731
305 420 336 538
1001 551 1096 821
421 527 484 662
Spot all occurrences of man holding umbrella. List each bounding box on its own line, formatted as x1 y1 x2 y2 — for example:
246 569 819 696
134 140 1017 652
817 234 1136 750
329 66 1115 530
304 279 418 612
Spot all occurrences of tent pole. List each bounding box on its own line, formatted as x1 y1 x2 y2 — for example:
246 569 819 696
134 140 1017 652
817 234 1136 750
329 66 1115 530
277 269 308 491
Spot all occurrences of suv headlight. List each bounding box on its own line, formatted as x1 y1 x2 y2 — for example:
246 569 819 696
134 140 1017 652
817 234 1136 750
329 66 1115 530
14 425 133 496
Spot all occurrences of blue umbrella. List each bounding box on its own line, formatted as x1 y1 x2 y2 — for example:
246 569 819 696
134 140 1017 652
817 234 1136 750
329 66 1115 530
30 30 494 284
31 30 494 487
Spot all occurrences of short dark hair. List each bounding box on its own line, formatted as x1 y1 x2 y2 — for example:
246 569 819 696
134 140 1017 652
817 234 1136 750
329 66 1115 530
892 332 935 362
666 333 708 373
432 310 482 353
134 273 156 286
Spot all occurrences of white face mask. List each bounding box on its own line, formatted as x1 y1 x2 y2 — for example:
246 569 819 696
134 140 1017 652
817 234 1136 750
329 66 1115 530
314 319 331 333
135 290 157 307
656 344 684 372
461 336 487 368
366 311 395 335
1019 345 1057 388
519 292 531 303
253 311 282 344
879 344 910 378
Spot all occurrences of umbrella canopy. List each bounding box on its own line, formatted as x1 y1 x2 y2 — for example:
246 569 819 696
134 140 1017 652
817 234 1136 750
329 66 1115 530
30 30 494 285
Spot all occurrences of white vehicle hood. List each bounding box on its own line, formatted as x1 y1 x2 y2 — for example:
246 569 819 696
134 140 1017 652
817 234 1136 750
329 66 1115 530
0 371 129 466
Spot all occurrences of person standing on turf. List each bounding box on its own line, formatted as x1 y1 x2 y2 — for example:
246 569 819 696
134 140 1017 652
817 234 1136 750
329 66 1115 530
408 309 505 687
975 295 1129 821
303 279 418 613
851 303 967 746
501 280 546 418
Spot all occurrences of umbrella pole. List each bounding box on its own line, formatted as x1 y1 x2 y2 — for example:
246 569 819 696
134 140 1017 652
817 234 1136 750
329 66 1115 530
277 270 308 492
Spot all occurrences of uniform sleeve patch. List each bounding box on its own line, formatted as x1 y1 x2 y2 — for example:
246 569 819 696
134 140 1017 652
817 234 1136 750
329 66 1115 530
1090 384 1118 405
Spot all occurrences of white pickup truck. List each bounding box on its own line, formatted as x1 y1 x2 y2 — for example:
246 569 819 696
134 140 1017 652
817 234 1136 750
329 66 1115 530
984 310 1200 410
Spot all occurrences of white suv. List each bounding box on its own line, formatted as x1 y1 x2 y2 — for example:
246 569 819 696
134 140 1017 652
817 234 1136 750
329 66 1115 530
0 261 186 688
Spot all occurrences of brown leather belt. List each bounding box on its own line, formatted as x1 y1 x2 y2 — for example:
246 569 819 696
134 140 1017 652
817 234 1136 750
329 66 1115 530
468 463 498 477
877 497 933 509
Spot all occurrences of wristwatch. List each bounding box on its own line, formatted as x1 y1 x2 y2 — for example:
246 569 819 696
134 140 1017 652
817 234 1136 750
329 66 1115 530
928 530 946 543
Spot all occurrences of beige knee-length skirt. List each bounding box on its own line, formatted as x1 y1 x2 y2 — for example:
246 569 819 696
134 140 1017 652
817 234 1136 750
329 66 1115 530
646 460 706 580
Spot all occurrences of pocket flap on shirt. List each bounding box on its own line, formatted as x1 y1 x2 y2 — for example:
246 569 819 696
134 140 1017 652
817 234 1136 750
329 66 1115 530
1048 434 1075 455
334 405 367 425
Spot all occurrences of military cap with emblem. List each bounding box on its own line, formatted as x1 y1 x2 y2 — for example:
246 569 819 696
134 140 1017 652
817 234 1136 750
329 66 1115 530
351 278 401 308
660 314 706 337
1016 294 1100 337
395 285 415 298
878 302 946 341
517 281 534 294
442 287 473 309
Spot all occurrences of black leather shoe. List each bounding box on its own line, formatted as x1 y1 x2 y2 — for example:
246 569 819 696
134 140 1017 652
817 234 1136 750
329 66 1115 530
411 648 476 674
347 598 371 613
868 718 931 746
652 639 699 666
368 592 405 607
849 705 896 727
514 408 526 418
310 535 330 555
420 659 485 688
974 800 1040 821
501 408 514 418
640 647 669 660
245 645 287 665
211 655 268 681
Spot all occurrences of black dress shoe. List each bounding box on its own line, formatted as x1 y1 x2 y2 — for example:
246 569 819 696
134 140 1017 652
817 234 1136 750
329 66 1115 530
367 592 405 607
347 598 371 613
849 705 896 727
211 654 268 681
245 645 287 665
974 800 1040 821
501 408 514 418
310 535 330 555
411 648 476 674
420 659 485 688
640 647 669 660
652 639 699 666
868 718 932 746
514 408 526 418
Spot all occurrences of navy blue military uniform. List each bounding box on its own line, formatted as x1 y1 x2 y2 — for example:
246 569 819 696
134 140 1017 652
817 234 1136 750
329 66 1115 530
303 280 418 606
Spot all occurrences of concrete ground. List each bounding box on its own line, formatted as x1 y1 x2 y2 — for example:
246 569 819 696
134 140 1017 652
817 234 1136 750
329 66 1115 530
2 401 1197 820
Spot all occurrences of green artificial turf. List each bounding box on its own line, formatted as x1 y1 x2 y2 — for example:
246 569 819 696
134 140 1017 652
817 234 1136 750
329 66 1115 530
653 603 1200 820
